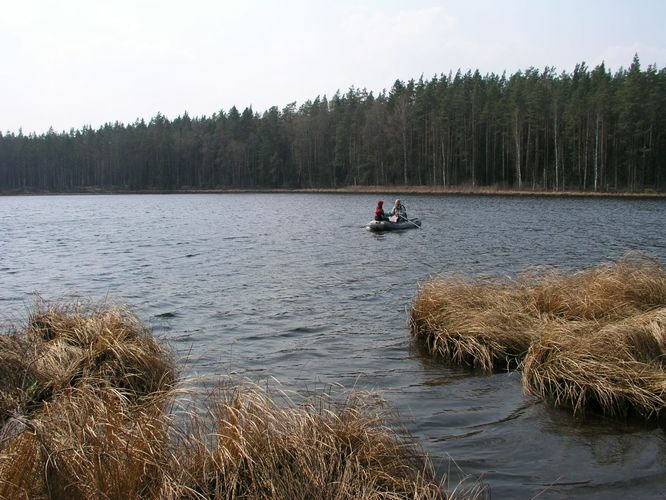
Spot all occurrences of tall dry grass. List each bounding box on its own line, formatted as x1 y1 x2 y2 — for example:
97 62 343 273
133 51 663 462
0 300 176 427
523 308 666 417
171 383 455 499
0 301 475 499
26 301 177 398
528 253 666 321
411 254 666 417
0 385 175 499
410 276 542 371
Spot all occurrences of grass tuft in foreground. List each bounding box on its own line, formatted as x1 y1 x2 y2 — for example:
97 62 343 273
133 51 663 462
0 300 176 427
172 383 454 499
0 300 477 499
410 254 666 417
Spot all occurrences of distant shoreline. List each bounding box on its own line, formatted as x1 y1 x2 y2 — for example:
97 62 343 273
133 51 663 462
2 185 666 199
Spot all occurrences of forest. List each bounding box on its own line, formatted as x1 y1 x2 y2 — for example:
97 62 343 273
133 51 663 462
0 55 664 193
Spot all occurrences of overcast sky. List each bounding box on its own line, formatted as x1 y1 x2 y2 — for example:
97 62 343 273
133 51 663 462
2 0 665 135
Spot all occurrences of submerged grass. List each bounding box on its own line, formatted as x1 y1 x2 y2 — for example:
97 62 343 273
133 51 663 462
410 253 666 417
0 300 474 499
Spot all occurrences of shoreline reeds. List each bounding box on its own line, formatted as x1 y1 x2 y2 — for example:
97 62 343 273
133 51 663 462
3 184 665 198
410 253 666 418
0 300 477 499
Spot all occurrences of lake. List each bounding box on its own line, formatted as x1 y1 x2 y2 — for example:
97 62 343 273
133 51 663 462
1 193 665 498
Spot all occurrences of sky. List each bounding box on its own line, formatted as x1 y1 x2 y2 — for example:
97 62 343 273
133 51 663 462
2 0 666 135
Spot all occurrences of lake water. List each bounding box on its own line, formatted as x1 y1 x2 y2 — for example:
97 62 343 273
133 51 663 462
1 193 665 498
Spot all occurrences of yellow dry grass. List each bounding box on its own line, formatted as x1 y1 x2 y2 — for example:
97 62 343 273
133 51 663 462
26 301 177 397
528 254 666 321
0 301 476 499
172 383 453 499
523 308 666 417
411 254 666 417
410 276 542 371
0 385 174 499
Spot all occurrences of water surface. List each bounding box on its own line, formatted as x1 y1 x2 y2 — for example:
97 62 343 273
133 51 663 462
1 193 665 498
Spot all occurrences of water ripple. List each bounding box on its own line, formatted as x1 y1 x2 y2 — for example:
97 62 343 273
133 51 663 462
1 193 665 498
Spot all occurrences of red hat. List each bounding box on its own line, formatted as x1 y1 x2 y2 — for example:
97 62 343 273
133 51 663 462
377 200 384 205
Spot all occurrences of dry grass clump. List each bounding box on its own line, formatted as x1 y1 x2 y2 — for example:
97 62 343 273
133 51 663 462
0 334 35 420
523 308 666 417
411 254 666 418
25 301 177 398
0 301 469 499
0 385 175 499
528 254 666 321
410 276 542 371
173 383 449 499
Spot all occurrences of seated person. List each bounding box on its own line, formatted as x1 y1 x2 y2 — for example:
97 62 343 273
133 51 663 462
390 199 407 222
374 200 388 221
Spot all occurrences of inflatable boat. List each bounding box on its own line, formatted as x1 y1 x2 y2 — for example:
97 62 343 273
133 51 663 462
366 218 421 232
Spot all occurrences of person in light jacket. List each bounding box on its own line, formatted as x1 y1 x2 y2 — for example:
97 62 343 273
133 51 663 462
390 199 407 222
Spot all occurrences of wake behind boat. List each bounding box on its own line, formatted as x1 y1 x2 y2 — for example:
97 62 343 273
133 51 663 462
366 217 422 232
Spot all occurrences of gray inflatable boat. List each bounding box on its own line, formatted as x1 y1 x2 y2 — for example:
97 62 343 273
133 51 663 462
366 218 421 232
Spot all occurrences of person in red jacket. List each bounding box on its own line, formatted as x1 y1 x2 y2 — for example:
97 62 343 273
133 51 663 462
374 200 388 221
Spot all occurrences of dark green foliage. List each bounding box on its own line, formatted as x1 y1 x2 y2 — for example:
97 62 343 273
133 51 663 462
1 56 664 192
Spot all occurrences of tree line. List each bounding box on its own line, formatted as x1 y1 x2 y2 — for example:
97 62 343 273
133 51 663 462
1 55 664 193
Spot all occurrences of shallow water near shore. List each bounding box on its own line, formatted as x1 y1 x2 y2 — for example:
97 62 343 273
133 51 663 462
1 193 665 498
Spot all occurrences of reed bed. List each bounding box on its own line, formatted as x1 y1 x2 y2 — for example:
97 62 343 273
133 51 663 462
0 300 473 499
411 254 666 417
527 254 666 321
26 301 177 398
0 301 176 427
523 308 666 417
0 384 175 499
171 383 452 499
410 276 542 371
